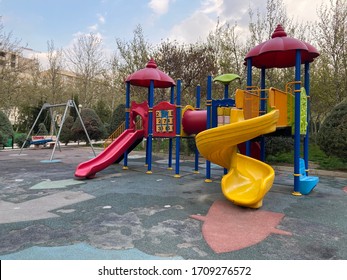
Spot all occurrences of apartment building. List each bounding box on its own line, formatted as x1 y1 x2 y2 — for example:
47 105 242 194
0 50 38 72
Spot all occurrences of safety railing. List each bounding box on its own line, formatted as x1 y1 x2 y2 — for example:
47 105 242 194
103 121 125 149
103 118 143 149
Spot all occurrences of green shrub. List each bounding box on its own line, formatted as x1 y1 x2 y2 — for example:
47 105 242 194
59 115 74 145
317 101 347 160
14 133 30 148
37 123 49 135
0 131 5 147
72 108 106 142
93 99 112 125
0 111 14 146
186 137 196 156
265 136 294 156
108 104 126 134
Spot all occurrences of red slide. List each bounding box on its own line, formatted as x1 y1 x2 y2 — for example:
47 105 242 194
74 129 144 178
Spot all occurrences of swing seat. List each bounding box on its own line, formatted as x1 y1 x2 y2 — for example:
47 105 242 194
30 136 56 147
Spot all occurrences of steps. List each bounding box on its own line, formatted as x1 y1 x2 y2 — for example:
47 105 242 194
298 158 319 195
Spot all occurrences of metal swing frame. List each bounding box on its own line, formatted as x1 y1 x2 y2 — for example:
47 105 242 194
19 100 96 161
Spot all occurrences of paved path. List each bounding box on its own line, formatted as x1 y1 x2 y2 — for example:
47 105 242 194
0 146 346 260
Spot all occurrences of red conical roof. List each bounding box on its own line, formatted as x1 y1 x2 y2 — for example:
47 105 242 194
244 24 319 69
126 58 175 88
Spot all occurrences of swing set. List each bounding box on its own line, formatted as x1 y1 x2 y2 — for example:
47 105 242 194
19 100 96 162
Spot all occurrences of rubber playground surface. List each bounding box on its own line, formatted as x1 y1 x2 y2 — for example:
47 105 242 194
0 146 347 260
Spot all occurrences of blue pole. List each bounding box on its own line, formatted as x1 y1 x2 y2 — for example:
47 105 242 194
196 85 201 109
304 62 310 176
194 85 201 174
224 85 229 174
175 79 182 178
205 75 212 182
145 138 149 166
123 81 131 169
146 80 154 174
247 58 252 86
224 84 229 99
125 82 130 129
293 50 302 194
168 139 173 170
260 67 266 161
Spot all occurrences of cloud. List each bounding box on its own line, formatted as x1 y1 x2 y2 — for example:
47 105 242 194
148 0 171 15
283 0 321 23
97 13 105 24
169 11 216 43
167 0 265 44
200 0 223 15
166 0 322 46
88 24 99 32
87 13 106 32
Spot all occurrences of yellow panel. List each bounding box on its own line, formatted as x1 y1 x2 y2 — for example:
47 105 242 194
268 87 291 127
235 89 244 108
242 90 260 119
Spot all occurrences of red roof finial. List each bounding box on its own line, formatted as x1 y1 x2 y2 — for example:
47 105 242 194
146 58 157 68
271 24 287 38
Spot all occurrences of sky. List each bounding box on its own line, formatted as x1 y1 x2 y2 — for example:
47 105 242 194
0 0 327 68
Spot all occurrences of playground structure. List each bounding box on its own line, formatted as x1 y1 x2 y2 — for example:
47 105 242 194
20 100 96 162
75 24 320 208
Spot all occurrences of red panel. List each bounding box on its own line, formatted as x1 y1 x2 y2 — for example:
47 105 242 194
152 102 176 137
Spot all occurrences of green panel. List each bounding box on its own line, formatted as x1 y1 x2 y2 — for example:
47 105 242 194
213 73 240 85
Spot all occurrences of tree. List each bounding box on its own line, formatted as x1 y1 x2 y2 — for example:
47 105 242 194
1 19 46 133
248 0 294 45
116 25 152 78
0 19 32 113
207 21 247 78
65 33 106 107
314 0 347 107
115 25 153 103
154 39 217 104
71 108 106 142
42 40 65 104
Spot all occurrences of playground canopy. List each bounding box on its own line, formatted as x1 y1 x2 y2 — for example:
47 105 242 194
244 24 319 69
125 58 175 88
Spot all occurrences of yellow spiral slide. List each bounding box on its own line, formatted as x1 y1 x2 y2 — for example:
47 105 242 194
196 109 279 208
